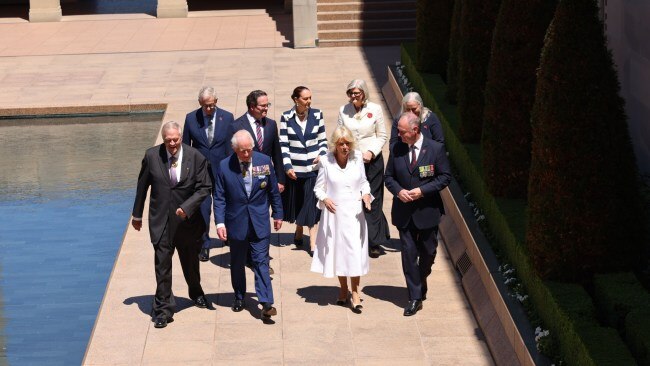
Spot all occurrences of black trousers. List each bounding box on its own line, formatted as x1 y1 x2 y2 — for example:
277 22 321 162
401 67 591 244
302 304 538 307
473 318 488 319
152 224 205 318
398 222 438 301
364 152 391 248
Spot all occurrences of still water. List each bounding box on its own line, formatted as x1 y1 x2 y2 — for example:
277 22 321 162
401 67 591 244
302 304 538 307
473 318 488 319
0 114 162 365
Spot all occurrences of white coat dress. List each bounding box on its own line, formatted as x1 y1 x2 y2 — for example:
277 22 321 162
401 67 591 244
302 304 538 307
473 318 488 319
310 151 370 278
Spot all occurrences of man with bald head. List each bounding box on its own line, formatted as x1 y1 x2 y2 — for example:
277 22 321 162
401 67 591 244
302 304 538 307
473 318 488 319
132 121 213 328
385 112 451 316
214 130 283 318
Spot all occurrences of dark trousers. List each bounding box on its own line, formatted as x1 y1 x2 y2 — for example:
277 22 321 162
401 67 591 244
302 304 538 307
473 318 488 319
200 194 212 249
364 152 390 247
153 225 204 318
398 222 438 301
230 220 274 304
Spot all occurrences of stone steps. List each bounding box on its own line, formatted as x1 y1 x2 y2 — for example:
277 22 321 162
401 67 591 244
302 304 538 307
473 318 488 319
316 0 416 47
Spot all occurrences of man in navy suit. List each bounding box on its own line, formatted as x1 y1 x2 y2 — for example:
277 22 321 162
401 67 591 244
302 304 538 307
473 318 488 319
229 89 285 193
132 121 213 328
385 112 451 316
214 130 283 318
183 86 235 262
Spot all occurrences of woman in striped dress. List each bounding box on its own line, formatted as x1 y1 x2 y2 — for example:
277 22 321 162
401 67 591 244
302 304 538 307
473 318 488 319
279 86 328 251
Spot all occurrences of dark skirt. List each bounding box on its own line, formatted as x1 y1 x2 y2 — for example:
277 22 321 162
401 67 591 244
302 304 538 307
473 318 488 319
281 175 321 226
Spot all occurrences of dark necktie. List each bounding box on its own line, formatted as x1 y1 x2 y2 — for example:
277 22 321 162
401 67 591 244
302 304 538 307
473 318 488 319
241 161 249 177
206 117 214 145
410 146 417 169
170 155 178 186
254 120 264 151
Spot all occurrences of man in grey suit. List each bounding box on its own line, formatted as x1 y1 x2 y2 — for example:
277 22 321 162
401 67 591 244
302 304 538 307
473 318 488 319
131 121 213 328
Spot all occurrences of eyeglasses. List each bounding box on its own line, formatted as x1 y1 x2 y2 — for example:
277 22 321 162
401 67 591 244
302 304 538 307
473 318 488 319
202 103 217 109
256 103 272 109
347 91 362 97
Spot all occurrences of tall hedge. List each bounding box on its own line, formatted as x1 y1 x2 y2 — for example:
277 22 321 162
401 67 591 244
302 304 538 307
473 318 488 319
481 0 557 198
445 0 462 104
527 0 646 281
457 0 501 143
416 0 454 79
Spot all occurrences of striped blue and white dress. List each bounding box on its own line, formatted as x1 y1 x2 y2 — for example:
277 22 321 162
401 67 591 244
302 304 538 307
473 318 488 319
279 107 328 226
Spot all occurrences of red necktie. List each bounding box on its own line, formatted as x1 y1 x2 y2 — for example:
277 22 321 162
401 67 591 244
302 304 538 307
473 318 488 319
255 120 264 151
410 146 417 169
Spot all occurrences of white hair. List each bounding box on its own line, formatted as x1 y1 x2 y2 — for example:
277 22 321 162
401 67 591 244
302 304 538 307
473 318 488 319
161 121 182 137
346 79 369 102
231 129 254 148
198 86 218 100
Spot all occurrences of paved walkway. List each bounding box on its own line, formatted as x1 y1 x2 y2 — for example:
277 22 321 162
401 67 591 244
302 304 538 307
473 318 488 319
0 8 494 365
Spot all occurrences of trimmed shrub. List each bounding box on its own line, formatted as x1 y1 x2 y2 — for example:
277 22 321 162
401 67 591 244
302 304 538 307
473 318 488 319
445 0 462 104
593 272 650 330
416 0 454 79
527 0 646 281
626 309 650 366
457 0 501 143
481 0 557 198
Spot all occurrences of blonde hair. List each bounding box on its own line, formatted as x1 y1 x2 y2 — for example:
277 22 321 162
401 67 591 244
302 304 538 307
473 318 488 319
328 125 357 152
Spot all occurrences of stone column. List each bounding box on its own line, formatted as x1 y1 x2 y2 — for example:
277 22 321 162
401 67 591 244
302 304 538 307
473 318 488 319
29 0 62 22
156 0 188 18
292 0 317 48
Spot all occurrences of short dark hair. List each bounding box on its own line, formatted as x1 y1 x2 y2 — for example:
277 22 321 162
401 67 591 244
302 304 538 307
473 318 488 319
246 90 268 109
291 86 309 101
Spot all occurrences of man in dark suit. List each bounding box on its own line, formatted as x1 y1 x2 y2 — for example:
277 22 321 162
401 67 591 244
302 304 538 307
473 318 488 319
229 89 285 193
385 112 451 316
183 86 235 262
214 130 283 318
132 121 213 328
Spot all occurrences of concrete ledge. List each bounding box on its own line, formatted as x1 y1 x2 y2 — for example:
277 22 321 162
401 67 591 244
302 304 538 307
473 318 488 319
381 65 546 366
0 104 167 118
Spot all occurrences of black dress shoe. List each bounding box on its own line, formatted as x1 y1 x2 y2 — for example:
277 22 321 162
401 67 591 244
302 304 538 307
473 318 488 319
369 246 381 258
153 315 173 328
261 303 277 317
194 295 208 308
199 248 210 262
232 299 245 312
403 300 423 316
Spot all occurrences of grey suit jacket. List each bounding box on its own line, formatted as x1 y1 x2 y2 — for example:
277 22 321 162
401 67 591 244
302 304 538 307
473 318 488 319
132 143 212 245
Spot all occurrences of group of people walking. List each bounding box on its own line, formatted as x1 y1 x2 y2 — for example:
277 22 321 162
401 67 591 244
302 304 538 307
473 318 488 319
131 80 451 328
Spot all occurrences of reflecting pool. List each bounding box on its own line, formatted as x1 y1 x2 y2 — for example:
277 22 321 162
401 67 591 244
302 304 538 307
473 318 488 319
0 113 162 365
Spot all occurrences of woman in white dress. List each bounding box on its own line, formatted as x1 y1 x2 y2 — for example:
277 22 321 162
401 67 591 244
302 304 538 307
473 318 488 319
311 125 372 312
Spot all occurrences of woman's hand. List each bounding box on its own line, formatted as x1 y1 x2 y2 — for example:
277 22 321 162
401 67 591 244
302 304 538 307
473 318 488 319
323 198 337 213
362 151 374 163
362 194 371 211
312 155 320 165
286 169 297 180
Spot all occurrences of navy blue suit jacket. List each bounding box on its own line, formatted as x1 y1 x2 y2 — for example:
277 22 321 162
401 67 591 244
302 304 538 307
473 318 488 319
384 137 451 229
214 152 283 241
182 107 235 178
229 114 285 185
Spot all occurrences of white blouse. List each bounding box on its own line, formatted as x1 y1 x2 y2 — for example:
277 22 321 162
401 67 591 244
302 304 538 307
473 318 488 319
337 101 387 157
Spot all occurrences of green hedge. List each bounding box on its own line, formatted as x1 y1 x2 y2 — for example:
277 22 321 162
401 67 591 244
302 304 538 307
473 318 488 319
627 309 650 366
401 42 637 366
593 273 650 365
416 0 453 78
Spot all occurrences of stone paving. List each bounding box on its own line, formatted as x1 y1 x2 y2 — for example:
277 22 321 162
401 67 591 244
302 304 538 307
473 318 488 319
0 8 494 365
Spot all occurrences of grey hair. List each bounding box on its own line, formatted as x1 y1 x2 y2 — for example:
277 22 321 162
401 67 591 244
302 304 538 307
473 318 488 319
398 112 420 129
161 121 182 137
346 79 369 102
328 125 357 152
231 129 255 148
198 86 218 100
399 92 432 122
